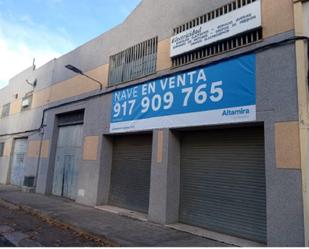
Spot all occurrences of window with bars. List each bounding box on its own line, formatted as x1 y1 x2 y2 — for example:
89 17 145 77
1 103 10 118
172 0 262 68
172 29 262 67
57 109 85 127
108 37 158 86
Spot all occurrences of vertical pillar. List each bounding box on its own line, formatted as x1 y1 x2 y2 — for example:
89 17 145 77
36 113 58 195
95 135 113 205
148 129 180 224
3 138 13 185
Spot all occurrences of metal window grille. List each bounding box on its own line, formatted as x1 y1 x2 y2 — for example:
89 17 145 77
108 37 158 85
1 103 10 118
173 0 257 35
172 28 262 67
0 142 4 157
172 0 262 68
57 110 85 127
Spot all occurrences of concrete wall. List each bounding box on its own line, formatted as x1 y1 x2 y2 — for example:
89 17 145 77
304 1 309 37
256 44 303 246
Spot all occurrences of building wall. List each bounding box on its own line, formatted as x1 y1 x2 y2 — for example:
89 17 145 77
0 0 296 125
0 138 12 184
304 1 309 37
34 41 304 246
0 0 305 246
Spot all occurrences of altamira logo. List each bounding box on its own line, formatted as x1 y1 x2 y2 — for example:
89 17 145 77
222 108 250 116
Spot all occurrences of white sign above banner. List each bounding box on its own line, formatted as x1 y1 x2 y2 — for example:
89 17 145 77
170 0 261 57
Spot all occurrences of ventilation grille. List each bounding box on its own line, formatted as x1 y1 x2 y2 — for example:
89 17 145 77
108 37 158 86
57 109 85 127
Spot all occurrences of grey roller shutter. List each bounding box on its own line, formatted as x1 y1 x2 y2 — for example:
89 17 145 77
109 134 152 213
180 127 266 243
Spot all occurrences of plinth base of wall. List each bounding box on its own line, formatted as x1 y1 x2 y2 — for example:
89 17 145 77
95 205 147 222
166 223 265 247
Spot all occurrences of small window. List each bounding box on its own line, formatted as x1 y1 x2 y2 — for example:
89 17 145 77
0 142 4 157
1 103 10 118
21 92 33 112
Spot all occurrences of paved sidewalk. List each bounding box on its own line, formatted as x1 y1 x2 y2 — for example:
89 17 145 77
0 185 228 247
0 204 110 247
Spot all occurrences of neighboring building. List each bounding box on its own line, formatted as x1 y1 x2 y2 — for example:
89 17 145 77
0 0 308 246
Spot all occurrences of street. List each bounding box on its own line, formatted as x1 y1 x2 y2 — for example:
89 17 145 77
0 204 109 247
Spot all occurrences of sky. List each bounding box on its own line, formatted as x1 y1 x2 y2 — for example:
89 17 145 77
0 0 141 88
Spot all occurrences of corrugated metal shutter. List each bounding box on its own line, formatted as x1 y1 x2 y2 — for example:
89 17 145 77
180 127 266 243
109 134 152 213
10 139 28 186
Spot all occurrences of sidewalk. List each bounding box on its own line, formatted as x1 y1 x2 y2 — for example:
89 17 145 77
0 185 228 247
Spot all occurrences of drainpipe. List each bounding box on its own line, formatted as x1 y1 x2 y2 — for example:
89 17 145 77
34 125 44 190
293 0 309 245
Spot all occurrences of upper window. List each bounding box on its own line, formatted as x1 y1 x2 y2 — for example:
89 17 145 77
1 103 10 118
0 142 4 157
21 92 33 112
108 37 158 86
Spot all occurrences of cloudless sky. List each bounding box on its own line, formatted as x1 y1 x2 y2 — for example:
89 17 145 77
0 0 141 88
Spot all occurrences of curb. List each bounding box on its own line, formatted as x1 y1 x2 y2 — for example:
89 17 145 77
0 197 118 247
0 199 19 211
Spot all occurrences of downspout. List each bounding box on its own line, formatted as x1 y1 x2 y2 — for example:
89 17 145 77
33 59 55 190
293 0 309 246
34 128 44 189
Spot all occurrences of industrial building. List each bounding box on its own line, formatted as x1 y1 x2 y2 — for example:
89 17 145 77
0 0 308 246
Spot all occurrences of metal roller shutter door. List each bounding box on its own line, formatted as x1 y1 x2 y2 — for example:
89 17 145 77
109 134 152 213
180 127 266 243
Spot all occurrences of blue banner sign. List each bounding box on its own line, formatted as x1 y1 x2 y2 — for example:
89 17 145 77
110 54 256 133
